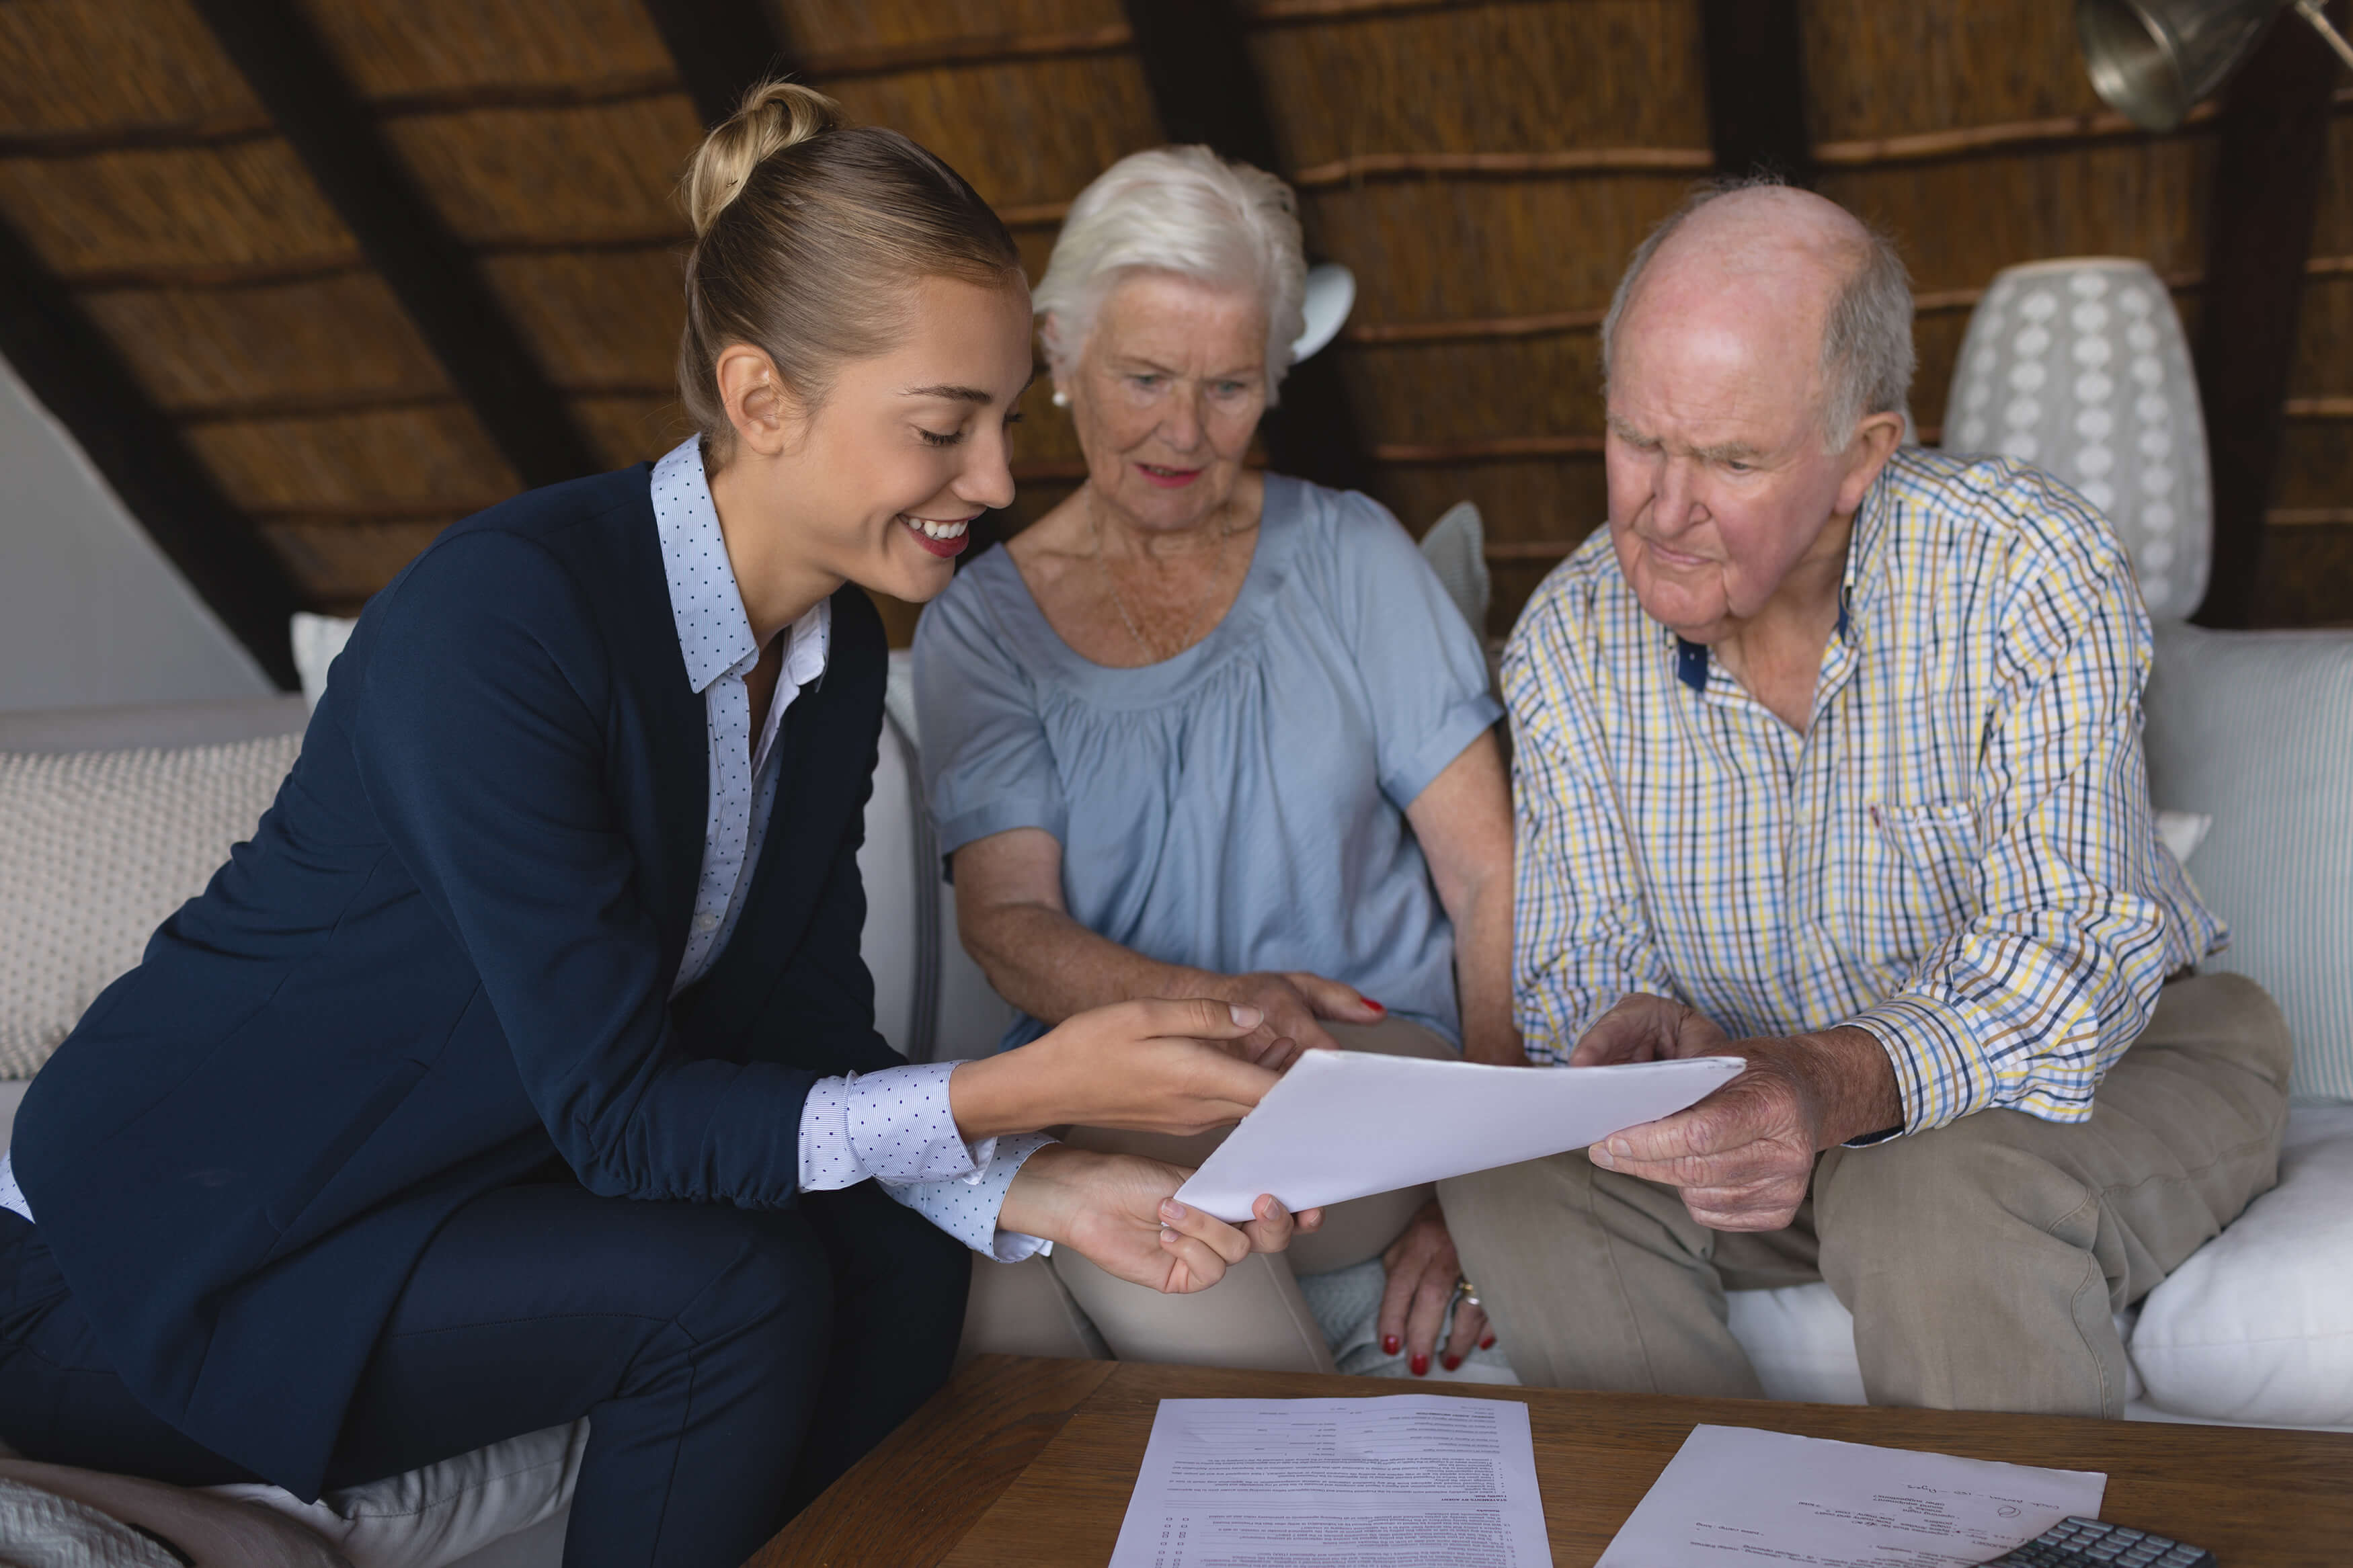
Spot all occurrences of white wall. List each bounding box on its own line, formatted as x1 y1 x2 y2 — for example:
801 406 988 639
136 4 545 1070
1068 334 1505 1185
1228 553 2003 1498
0 355 271 712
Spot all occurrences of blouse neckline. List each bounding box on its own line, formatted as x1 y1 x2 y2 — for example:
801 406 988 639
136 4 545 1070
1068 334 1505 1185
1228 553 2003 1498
977 473 1304 710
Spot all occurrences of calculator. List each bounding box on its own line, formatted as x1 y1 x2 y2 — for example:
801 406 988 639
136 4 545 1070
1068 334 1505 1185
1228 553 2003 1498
1983 1516 2216 1567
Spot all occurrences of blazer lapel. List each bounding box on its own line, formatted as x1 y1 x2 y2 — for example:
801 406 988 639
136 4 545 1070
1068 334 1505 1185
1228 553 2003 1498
685 585 884 1039
608 485 709 980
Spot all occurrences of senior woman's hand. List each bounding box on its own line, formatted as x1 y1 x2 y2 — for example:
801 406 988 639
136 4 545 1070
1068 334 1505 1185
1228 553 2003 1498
950 997 1283 1139
1194 970 1388 1069
999 1145 1323 1293
1379 1199 1491 1376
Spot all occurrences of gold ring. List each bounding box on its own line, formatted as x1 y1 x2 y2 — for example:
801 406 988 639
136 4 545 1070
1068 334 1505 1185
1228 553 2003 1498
1455 1278 1480 1309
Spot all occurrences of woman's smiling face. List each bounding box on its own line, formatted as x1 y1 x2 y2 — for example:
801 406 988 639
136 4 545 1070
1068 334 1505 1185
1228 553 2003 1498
731 272 1035 606
1060 270 1268 534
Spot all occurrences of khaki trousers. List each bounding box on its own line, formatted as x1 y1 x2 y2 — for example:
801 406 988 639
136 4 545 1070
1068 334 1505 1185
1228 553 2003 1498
973 1018 1457 1374
1438 974 2293 1417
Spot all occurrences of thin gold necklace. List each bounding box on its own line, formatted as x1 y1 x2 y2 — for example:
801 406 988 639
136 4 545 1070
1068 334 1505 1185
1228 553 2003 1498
1089 497 1229 664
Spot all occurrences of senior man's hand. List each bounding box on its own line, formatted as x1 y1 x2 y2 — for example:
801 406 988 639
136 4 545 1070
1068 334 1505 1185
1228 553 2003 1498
1572 997 1903 1231
1567 992 1732 1067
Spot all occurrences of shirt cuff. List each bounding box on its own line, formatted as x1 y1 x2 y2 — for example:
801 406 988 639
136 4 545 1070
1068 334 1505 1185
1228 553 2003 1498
881 1132 1056 1261
797 1061 994 1192
1843 993 1993 1136
0 1152 30 1225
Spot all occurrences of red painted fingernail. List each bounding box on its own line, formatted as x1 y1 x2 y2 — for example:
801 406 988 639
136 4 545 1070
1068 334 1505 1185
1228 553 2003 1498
1442 1354 1462 1371
1363 997 1386 1013
1410 1354 1429 1376
1480 1335 1497 1350
1382 1335 1400 1356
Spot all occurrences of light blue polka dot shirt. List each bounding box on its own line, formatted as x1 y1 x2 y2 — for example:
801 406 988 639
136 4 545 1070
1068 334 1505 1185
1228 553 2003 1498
651 437 1049 1261
0 444 1052 1257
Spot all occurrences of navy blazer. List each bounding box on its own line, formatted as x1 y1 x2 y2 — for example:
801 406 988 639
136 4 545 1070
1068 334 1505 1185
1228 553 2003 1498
15 466 903 1498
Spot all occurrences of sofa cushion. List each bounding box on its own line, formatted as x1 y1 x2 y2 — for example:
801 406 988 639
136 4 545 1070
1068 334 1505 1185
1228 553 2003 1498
1724 1284 2144 1410
206 1421 584 1568
2128 1106 2353 1428
291 613 358 711
0 1462 346 1567
883 649 1016 1063
0 733 301 1077
859 706 933 1063
2145 622 2353 1103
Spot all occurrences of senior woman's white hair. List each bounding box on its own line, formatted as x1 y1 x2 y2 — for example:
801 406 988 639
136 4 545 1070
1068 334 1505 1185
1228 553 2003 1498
1032 145 1308 401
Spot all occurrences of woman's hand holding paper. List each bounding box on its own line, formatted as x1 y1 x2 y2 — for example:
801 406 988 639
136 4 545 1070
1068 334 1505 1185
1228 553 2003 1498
1001 1146 1324 1293
951 998 1282 1137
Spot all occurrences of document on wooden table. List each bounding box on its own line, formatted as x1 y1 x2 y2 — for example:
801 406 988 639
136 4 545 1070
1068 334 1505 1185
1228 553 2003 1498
1108 1395 1550 1567
1174 1048 1744 1223
1599 1424 2107 1567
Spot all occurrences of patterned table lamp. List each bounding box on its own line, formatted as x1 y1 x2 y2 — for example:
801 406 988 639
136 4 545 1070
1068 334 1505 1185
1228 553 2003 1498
1942 257 2211 619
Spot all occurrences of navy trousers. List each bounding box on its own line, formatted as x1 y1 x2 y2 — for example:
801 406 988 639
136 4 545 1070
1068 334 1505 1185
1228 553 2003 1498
0 1177 969 1568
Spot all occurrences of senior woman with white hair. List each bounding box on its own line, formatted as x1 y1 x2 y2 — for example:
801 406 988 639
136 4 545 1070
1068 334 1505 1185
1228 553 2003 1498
914 147 1519 1378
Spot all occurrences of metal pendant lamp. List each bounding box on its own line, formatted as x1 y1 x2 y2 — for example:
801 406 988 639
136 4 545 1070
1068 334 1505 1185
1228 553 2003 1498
2077 0 2353 130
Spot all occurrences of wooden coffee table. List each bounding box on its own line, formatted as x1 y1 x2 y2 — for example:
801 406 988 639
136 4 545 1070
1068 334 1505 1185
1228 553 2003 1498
751 1355 2353 1567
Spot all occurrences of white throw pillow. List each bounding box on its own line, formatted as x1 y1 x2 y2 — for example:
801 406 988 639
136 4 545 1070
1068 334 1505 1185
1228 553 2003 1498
1418 501 1490 640
2151 809 2210 868
2128 1106 2353 1428
1725 1282 2145 1409
208 1421 585 1568
0 735 301 1077
292 612 360 712
2145 622 2353 1103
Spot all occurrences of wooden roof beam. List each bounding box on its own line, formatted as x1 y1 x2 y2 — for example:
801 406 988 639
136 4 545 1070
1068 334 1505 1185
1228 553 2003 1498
635 0 800 128
1119 0 1373 495
2191 2 2345 628
0 216 303 688
1700 0 1814 186
188 0 598 491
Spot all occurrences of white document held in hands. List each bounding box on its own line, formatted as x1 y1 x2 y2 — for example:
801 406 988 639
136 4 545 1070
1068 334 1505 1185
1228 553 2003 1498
1599 1425 2107 1567
1174 1048 1744 1223
1108 1395 1551 1567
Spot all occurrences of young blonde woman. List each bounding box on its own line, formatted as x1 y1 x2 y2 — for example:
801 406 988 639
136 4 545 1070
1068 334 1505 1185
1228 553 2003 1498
0 87 1314 1568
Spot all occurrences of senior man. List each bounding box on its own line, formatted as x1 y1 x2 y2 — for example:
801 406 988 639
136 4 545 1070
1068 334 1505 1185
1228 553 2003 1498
1440 181 2292 1417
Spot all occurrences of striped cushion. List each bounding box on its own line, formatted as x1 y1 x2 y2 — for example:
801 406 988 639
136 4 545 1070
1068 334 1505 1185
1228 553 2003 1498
2145 623 2353 1102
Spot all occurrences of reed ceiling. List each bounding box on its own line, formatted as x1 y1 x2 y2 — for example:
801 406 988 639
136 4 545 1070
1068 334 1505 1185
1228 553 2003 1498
0 0 2344 663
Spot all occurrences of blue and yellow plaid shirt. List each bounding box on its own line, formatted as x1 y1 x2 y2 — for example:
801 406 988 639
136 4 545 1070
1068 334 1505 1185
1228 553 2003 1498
1505 446 2225 1133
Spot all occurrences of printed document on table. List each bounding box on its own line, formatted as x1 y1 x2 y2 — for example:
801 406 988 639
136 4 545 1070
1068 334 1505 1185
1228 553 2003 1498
1176 1047 1743 1223
1599 1424 2106 1566
1108 1395 1551 1567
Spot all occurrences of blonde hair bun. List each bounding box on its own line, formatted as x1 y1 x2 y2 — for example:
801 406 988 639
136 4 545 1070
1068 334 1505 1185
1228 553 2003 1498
672 89 1019 452
682 80 846 239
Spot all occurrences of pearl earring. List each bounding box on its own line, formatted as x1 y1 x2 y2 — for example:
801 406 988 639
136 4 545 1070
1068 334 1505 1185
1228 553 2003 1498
1051 389 1070 409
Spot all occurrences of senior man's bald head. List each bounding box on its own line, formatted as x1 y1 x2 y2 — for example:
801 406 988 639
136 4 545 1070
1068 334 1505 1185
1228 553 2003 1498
1601 181 1914 448
1595 181 1913 649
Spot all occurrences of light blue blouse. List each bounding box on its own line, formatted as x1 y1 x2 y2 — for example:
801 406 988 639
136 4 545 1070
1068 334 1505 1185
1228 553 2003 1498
914 474 1503 1051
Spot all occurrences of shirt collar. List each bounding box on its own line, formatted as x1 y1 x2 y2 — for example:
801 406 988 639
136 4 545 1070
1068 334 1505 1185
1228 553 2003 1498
1667 461 1892 696
651 435 832 695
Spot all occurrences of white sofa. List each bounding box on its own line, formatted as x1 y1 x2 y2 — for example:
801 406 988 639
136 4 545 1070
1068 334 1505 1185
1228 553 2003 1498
865 632 2353 1436
1 614 2348 1567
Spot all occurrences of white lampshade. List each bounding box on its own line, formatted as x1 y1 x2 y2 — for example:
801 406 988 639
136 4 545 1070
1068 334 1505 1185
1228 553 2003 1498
1942 257 2211 619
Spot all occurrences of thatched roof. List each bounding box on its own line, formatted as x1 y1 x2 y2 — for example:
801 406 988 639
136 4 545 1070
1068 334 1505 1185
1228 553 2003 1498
0 0 2346 677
